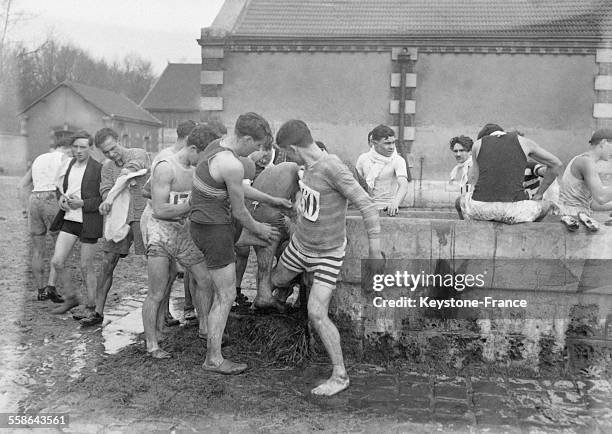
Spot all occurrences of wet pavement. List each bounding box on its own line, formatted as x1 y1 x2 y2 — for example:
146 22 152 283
2 175 612 433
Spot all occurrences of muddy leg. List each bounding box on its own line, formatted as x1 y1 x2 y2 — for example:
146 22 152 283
253 241 285 309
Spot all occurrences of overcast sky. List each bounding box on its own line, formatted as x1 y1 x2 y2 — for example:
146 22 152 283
12 0 226 74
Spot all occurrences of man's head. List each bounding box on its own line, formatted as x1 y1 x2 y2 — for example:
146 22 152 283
449 135 473 164
368 124 396 158
234 112 273 157
56 137 74 158
589 128 612 161
94 128 126 166
70 130 93 163
477 123 504 140
275 119 315 165
185 123 223 165
176 120 197 141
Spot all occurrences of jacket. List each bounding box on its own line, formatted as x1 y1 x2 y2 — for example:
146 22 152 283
60 157 103 239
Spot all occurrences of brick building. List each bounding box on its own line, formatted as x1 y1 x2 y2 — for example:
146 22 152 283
200 0 612 180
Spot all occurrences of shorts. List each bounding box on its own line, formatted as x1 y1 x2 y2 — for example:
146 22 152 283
28 192 59 236
278 235 345 289
460 191 551 224
60 220 98 244
190 221 236 269
146 217 205 268
102 221 145 257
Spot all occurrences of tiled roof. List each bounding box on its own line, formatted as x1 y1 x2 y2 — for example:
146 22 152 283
20 81 162 125
228 0 612 40
140 63 201 112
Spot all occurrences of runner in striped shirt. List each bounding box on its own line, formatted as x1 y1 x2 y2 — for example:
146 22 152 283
272 120 382 396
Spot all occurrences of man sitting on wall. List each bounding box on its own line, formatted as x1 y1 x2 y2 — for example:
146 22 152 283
460 123 562 224
448 135 473 219
558 129 612 230
355 125 409 216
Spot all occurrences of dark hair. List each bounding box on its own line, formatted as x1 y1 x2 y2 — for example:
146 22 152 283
187 124 222 152
276 119 313 148
449 135 473 152
235 112 273 149
477 123 504 140
94 128 119 147
70 130 93 147
56 137 73 149
315 140 327 151
176 120 197 139
202 119 227 137
368 124 395 142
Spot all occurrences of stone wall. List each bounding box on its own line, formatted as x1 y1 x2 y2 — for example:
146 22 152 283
333 215 612 372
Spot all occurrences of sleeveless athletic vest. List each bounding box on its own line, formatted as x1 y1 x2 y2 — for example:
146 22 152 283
190 140 237 224
151 155 193 221
559 155 592 211
472 133 528 202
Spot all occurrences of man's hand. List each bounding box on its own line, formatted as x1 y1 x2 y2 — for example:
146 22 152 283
271 197 293 209
254 222 280 243
58 195 70 212
99 202 111 215
369 247 384 260
385 200 400 216
67 196 84 209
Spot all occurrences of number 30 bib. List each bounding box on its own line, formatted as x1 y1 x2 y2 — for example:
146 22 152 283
298 180 320 222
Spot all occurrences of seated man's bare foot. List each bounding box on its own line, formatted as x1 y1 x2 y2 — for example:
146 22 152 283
311 376 349 396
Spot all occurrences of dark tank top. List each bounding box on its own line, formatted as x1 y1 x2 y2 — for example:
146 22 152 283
190 140 238 224
472 133 528 202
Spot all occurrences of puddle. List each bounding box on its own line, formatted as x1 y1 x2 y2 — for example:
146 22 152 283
102 307 143 355
69 342 87 379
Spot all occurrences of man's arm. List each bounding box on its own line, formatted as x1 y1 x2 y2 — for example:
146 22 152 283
575 157 612 204
467 141 480 187
243 184 292 208
386 157 409 216
216 154 280 242
150 162 189 220
329 162 382 258
123 148 151 172
519 136 562 199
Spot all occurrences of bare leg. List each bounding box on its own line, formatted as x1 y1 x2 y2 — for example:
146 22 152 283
158 259 178 334
253 241 287 310
143 255 170 355
187 262 213 336
80 243 98 307
203 263 245 373
308 282 349 396
49 232 80 313
235 245 249 289
93 251 121 315
31 234 47 291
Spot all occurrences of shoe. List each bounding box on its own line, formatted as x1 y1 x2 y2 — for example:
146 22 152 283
72 305 94 320
164 313 180 327
234 292 251 307
577 212 600 232
37 288 48 301
44 286 64 304
560 215 579 232
80 311 104 327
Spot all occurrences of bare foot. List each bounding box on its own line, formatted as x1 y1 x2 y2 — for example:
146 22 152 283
252 297 288 314
311 376 349 396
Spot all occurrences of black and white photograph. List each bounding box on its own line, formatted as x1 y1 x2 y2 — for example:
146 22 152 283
1 0 612 432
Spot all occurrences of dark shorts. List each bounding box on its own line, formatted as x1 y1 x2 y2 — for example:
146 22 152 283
190 222 236 269
102 221 145 257
28 192 59 236
60 220 98 244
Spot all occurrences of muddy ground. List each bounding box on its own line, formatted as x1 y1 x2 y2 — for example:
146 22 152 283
1 175 612 433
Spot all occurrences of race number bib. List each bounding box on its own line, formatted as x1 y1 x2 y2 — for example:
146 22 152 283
298 180 320 222
169 191 190 205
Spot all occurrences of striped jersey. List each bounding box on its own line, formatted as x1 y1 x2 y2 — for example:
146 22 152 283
295 153 380 253
190 140 236 224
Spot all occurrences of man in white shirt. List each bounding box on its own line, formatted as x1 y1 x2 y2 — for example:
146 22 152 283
20 138 72 302
355 124 409 216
